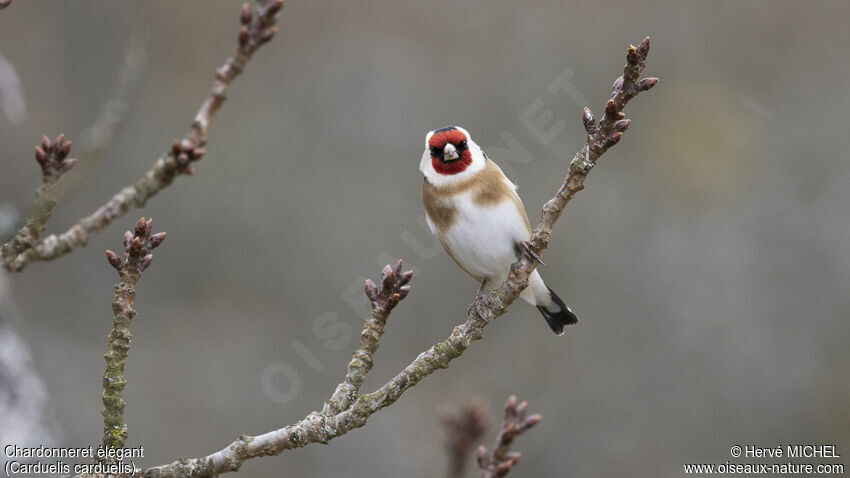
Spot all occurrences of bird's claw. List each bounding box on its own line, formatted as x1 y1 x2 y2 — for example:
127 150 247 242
469 279 490 321
519 241 545 266
471 295 490 322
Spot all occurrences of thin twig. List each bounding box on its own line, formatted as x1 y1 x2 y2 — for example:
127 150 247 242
1 135 77 271
80 36 657 478
529 37 658 255
323 260 412 415
0 0 282 273
130 260 413 478
101 217 165 452
476 395 542 477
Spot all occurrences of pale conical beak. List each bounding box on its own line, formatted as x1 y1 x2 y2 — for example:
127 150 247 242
443 143 459 160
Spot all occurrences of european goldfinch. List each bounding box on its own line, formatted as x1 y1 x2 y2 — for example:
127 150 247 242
420 125 577 335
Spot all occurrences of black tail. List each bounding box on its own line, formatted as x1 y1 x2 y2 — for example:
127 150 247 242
536 287 578 336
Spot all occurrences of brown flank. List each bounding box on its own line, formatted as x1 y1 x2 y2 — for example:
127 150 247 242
421 157 531 234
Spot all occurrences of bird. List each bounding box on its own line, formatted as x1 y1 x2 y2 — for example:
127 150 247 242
420 125 577 335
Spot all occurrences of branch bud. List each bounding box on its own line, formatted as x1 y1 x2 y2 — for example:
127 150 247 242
35 146 48 165
267 0 283 16
605 99 618 116
106 250 122 269
130 236 143 258
259 26 277 44
525 414 542 427
637 77 659 91
612 75 624 91
637 36 650 58
58 157 78 173
240 3 252 24
140 254 154 271
380 264 394 286
239 27 250 48
58 140 72 159
582 107 596 134
135 217 147 237
476 446 489 467
627 45 640 66
515 399 528 418
364 279 378 301
613 119 631 132
149 232 166 249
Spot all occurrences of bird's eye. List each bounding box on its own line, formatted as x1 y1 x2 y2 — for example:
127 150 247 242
430 146 443 157
457 140 468 150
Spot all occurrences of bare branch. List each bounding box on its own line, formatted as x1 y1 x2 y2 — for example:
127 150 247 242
477 395 542 477
101 217 165 451
0 0 283 273
323 259 412 414
529 36 658 256
440 399 488 478
1 135 77 271
82 36 656 478
131 260 414 478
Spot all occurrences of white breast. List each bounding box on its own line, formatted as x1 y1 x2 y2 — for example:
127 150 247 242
438 192 531 284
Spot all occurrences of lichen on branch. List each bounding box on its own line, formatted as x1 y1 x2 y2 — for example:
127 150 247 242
101 217 165 452
80 35 657 478
324 260 412 414
0 0 283 273
1 135 77 272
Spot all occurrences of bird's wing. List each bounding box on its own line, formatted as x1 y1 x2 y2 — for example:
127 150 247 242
508 184 532 235
425 213 437 235
487 157 531 235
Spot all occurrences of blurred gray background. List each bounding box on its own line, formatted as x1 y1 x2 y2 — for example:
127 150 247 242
1 1 848 477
